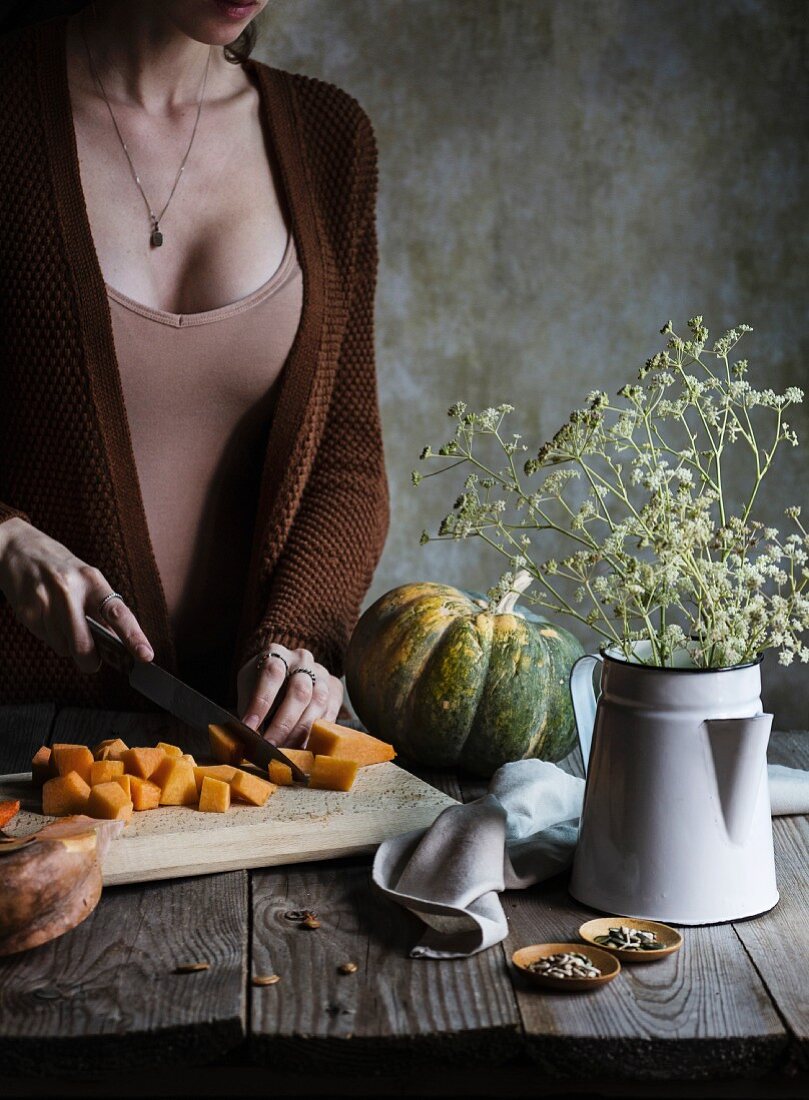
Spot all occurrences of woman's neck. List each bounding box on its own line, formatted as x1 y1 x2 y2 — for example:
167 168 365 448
75 1 227 113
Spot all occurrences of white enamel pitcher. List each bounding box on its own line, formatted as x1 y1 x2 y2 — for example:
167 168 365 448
568 646 779 924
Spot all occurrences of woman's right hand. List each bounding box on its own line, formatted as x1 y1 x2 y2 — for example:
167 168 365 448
0 517 154 673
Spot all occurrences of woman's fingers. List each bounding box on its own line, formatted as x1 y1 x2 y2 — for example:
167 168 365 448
91 583 154 662
261 649 318 747
293 666 341 737
240 653 289 731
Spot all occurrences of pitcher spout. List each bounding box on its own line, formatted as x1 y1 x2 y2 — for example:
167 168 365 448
704 714 773 846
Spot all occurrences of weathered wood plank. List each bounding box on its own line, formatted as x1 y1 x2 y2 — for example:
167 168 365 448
732 729 809 1071
249 859 522 1071
0 703 56 772
501 872 787 1080
0 871 247 1075
0 707 247 1074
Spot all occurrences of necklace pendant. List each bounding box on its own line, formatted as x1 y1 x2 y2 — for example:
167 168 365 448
150 226 163 248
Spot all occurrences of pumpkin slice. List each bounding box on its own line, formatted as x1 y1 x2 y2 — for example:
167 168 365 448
129 776 161 811
154 760 197 807
193 764 237 794
0 800 20 828
42 771 92 816
155 742 183 758
31 746 57 787
308 755 359 792
180 753 197 766
121 747 165 780
93 737 129 762
283 748 315 775
52 744 94 784
90 759 124 786
198 776 231 813
86 782 133 822
268 760 294 786
208 724 243 766
307 720 395 766
115 774 132 799
230 769 276 807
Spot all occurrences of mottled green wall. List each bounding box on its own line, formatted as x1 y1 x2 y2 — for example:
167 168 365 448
256 0 808 725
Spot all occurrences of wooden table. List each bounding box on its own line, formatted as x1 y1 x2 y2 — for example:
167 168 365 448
0 704 807 1098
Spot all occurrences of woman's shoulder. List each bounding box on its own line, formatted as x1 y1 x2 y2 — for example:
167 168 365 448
249 58 376 157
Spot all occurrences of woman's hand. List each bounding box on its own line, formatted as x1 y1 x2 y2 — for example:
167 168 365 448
236 644 343 747
0 517 154 673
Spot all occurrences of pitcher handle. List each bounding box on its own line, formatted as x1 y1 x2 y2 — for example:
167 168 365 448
569 653 603 777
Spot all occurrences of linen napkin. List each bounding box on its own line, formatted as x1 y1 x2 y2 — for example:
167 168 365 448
372 759 809 959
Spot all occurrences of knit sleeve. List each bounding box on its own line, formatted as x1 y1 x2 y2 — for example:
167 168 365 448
237 112 390 678
0 502 32 528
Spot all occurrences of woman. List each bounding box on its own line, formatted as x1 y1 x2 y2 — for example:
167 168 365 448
0 0 389 746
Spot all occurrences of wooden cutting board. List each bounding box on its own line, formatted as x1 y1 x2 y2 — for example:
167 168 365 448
0 765 457 886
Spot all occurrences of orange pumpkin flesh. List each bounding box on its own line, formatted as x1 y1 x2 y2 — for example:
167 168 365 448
52 744 94 785
42 772 92 816
307 720 396 766
309 755 359 792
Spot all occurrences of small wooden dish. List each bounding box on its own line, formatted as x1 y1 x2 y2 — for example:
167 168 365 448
511 942 620 992
578 917 683 963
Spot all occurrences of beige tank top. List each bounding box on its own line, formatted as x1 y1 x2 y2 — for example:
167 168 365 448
106 231 303 704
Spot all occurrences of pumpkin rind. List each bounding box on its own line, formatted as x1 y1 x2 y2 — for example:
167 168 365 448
346 581 584 777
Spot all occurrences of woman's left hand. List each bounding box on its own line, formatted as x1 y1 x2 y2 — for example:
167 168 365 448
236 644 343 747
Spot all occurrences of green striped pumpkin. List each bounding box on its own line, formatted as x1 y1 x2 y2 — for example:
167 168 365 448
345 571 584 777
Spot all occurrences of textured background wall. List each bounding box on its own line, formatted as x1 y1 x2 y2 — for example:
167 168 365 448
256 0 808 725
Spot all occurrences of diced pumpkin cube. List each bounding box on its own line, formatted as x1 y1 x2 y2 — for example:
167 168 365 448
32 745 57 787
307 720 395 766
156 742 183 758
90 759 124 786
208 723 243 766
193 764 237 793
282 748 315 775
121 747 165 779
180 753 196 766
42 771 92 816
115 774 132 798
86 781 133 822
155 760 197 806
230 769 276 807
52 743 94 784
129 776 161 811
268 760 294 786
198 776 231 813
308 755 359 792
93 737 129 761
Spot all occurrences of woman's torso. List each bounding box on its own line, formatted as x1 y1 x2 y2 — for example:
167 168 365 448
64 16 301 700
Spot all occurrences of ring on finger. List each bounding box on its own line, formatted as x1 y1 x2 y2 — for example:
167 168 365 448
256 650 289 676
98 591 125 620
289 666 317 686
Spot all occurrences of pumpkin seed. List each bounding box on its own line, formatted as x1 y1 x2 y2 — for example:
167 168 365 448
338 962 358 975
173 962 209 974
252 974 281 986
302 915 321 930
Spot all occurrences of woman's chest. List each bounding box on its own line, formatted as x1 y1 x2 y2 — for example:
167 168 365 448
71 82 290 314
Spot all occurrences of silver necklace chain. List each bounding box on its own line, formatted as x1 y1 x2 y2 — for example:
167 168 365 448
80 12 212 248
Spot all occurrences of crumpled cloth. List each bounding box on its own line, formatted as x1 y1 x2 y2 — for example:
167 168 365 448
372 758 809 959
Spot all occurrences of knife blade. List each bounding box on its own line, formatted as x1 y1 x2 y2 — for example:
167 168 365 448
86 615 307 783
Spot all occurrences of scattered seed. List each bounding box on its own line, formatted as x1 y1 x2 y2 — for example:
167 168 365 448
283 909 309 922
173 962 209 974
252 974 281 986
594 925 662 951
338 962 358 975
302 915 321 930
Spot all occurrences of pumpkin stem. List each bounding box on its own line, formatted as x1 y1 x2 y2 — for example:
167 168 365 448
492 569 533 614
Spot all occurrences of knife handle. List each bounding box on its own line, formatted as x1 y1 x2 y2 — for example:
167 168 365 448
86 615 135 675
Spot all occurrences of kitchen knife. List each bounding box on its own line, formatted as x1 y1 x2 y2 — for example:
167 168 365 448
86 615 307 783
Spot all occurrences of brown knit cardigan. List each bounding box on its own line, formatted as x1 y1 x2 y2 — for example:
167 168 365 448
0 15 390 711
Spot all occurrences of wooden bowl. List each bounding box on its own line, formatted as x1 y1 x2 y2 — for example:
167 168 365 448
578 917 683 963
511 942 620 992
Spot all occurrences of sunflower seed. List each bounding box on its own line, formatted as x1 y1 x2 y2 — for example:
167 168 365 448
173 962 209 974
252 974 281 986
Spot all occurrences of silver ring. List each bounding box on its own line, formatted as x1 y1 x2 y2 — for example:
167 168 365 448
289 666 317 686
256 650 289 676
98 591 125 619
